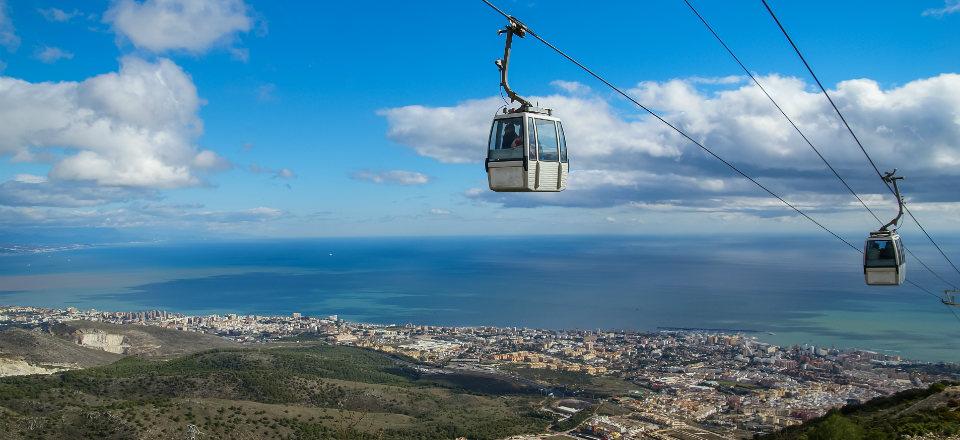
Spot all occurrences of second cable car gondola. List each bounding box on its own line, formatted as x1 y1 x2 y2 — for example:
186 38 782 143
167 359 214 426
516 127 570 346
942 290 960 306
864 171 906 286
485 17 568 192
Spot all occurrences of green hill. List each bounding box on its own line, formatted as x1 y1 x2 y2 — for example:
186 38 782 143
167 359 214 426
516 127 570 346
0 345 551 439
763 382 960 440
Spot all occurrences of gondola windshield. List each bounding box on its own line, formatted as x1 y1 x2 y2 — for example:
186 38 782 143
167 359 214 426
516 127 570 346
865 239 898 267
488 117 525 161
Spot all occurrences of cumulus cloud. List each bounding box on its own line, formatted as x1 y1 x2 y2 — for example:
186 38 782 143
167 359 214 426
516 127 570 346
379 93 681 164
0 56 224 189
33 46 73 63
377 99 499 164
105 0 252 53
382 74 960 213
923 0 960 17
351 170 430 186
0 0 18 51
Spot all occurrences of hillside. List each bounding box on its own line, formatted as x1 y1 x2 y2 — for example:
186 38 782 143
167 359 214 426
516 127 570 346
0 327 122 369
54 320 240 358
0 320 242 377
763 382 960 440
0 345 551 439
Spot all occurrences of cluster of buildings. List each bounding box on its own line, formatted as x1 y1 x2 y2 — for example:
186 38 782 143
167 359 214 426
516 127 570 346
0 305 954 438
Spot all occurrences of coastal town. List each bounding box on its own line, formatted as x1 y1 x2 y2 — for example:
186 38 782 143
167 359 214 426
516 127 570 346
0 305 954 439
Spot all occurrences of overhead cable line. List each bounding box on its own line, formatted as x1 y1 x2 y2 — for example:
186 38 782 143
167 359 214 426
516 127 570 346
479 0 861 253
682 0 958 291
478 0 950 308
760 0 960 281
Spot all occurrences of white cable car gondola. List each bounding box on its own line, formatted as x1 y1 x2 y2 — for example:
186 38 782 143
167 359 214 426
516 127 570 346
942 290 960 307
864 171 906 286
485 17 568 192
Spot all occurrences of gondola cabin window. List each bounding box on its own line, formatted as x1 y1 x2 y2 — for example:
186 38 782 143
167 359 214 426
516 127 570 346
527 117 537 160
535 118 559 162
558 122 568 163
865 240 897 267
488 117 525 161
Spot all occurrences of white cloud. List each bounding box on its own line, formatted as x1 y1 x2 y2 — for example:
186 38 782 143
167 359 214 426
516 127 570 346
923 0 960 17
137 204 284 225
33 46 74 63
192 150 231 171
685 75 745 85
13 174 44 184
205 206 282 222
351 170 430 186
379 94 682 164
0 203 286 229
429 208 451 216
106 0 252 53
551 80 591 94
382 73 960 211
378 98 499 164
0 179 148 207
0 56 224 189
0 0 19 51
38 8 80 22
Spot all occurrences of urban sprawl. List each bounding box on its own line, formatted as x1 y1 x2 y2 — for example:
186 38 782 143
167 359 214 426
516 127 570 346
0 306 952 440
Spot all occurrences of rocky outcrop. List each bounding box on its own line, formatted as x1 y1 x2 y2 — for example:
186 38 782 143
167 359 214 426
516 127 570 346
75 330 129 354
0 357 72 377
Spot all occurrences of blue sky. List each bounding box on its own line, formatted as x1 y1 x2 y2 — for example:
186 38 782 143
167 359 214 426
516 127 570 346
0 0 959 241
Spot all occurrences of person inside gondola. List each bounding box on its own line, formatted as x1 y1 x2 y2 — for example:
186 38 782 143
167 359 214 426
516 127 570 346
879 241 896 261
866 240 896 267
500 122 522 150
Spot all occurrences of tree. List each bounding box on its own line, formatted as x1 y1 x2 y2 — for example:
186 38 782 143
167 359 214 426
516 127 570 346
806 413 864 440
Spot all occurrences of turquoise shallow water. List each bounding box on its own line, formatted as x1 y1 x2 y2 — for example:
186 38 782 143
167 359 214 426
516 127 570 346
1 235 958 362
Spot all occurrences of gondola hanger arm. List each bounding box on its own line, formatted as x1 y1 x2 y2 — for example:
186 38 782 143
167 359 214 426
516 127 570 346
880 170 904 232
495 17 534 110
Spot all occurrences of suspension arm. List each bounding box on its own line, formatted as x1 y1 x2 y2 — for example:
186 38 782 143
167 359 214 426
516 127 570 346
881 170 904 231
496 18 534 109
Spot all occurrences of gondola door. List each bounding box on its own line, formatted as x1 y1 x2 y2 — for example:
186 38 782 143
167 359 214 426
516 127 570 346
558 121 568 191
532 117 561 191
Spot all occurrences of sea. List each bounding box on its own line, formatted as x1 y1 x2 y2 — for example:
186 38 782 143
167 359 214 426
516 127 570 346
1 234 959 362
